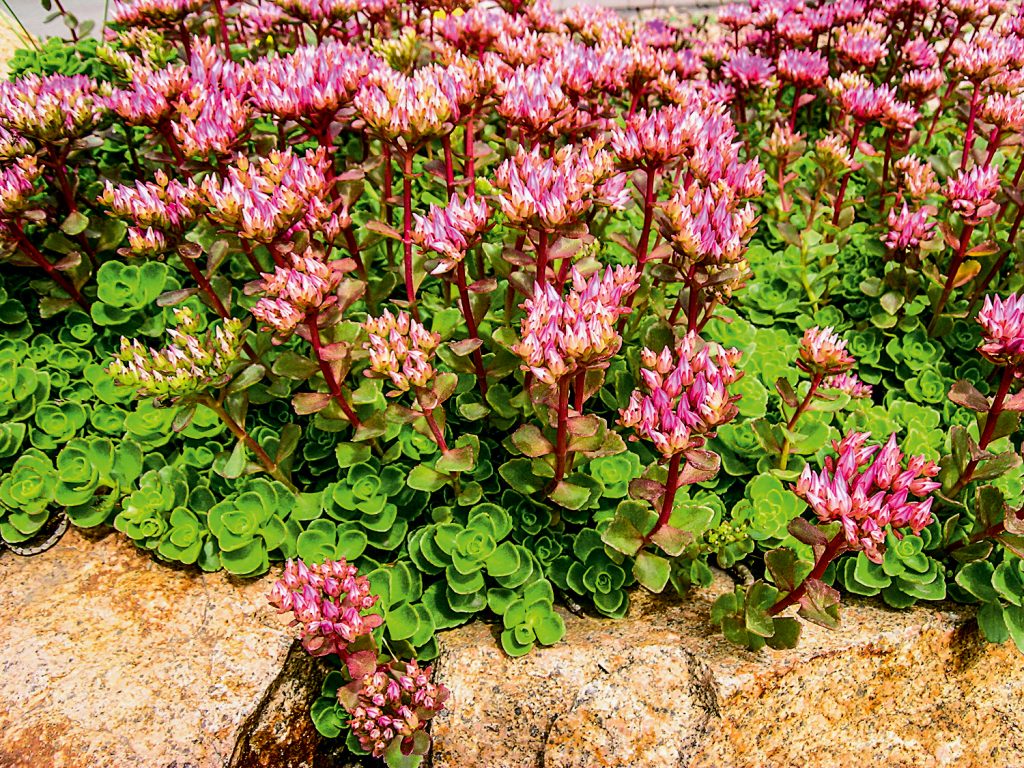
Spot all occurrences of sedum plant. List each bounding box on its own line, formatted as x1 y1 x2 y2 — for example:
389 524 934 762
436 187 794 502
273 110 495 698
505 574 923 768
4 0 1024 758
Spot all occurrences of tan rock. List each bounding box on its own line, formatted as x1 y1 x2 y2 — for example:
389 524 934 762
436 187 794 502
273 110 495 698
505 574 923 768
0 528 321 768
429 573 1024 768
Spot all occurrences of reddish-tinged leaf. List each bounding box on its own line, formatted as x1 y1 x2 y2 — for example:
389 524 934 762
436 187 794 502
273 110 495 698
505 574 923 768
775 377 799 408
510 424 554 457
948 379 991 412
797 578 841 629
293 392 332 415
567 414 600 438
449 338 484 356
364 220 402 240
952 260 981 288
650 524 691 557
787 517 828 548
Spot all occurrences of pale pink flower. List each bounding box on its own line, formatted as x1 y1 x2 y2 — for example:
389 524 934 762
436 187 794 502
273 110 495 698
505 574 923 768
269 558 383 658
798 326 855 375
200 149 331 243
827 372 873 399
884 203 935 252
944 165 1000 224
342 660 449 759
620 333 743 457
248 41 378 122
977 293 1024 367
249 251 349 337
0 74 108 143
512 265 639 384
777 49 829 88
494 141 626 232
894 155 939 200
363 310 441 392
724 50 775 88
412 196 491 275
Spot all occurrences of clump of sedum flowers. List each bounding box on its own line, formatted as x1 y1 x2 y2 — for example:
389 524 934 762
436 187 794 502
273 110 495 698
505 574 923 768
5 0 1024 760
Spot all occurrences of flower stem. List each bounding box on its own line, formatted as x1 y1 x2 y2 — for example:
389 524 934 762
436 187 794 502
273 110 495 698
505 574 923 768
401 150 419 319
551 376 572 485
960 82 981 171
535 229 549 289
831 123 863 226
422 406 448 453
769 532 847 616
927 222 975 336
11 224 89 310
200 395 297 492
306 312 362 430
454 261 488 397
778 372 824 470
948 365 1016 497
642 452 682 546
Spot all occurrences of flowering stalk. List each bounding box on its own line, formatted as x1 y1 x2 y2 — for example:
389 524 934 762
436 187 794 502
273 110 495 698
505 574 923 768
198 393 298 492
402 150 419 317
769 532 848 616
770 432 940 615
306 312 362 430
9 222 89 310
831 123 862 226
960 83 982 171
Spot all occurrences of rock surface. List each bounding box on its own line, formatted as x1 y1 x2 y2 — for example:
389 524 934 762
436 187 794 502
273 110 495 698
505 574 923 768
0 528 322 768
429 574 1024 768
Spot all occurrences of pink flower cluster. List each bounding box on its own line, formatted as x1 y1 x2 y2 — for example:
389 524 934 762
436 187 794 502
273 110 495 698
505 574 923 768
977 293 1024 367
495 141 627 232
884 202 935 254
0 157 41 220
363 309 441 392
355 64 467 144
0 74 108 143
512 265 639 385
798 326 855 376
200 149 331 243
413 195 491 275
249 251 349 336
794 432 940 563
99 171 198 254
620 333 743 457
944 166 1001 224
268 558 383 657
342 659 449 758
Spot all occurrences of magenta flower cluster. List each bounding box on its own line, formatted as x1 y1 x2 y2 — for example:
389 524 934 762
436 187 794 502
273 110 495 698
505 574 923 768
795 433 941 563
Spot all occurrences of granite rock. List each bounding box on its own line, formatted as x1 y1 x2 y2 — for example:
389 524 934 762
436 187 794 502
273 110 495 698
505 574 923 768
0 528 321 768
429 573 1024 768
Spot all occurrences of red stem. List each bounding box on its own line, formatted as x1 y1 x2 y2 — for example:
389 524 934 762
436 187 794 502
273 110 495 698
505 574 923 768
927 222 975 335
535 229 549 289
306 312 362 430
11 224 89 310
179 251 230 318
769 532 848 616
454 260 488 397
787 373 824 430
422 406 448 453
464 116 476 196
401 150 419 318
948 365 1016 497
831 123 863 226
642 452 682 546
441 135 455 200
960 82 981 171
551 376 572 485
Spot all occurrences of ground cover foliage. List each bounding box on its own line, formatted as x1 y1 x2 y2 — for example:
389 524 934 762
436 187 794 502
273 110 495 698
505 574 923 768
5 0 1024 760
